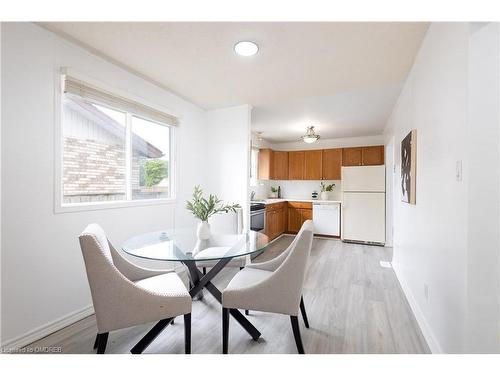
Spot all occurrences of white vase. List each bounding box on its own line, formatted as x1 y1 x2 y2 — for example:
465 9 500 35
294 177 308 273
320 191 330 200
197 221 211 240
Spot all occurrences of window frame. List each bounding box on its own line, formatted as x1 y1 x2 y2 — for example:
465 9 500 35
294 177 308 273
54 70 177 214
249 147 260 187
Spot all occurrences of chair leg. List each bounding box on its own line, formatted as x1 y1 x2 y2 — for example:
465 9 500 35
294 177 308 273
290 316 305 354
184 313 191 354
93 334 98 349
222 307 229 354
203 267 207 275
96 332 109 354
240 267 248 315
300 296 310 328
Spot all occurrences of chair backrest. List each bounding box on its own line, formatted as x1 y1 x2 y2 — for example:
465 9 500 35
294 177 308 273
272 220 314 314
209 208 243 235
79 224 130 332
81 223 113 260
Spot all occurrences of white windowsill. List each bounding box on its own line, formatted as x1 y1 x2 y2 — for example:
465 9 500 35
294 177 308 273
54 197 176 214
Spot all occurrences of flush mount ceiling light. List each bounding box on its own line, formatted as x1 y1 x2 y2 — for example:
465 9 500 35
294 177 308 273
234 41 259 56
301 126 320 143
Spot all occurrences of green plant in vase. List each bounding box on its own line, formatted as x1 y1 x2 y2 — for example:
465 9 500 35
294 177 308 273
270 186 278 198
186 185 241 240
320 182 335 200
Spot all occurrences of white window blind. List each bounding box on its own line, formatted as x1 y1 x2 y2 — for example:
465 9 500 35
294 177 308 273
63 75 179 126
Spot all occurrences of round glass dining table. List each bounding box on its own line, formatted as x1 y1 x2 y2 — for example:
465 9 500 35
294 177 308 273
122 227 270 262
122 227 270 354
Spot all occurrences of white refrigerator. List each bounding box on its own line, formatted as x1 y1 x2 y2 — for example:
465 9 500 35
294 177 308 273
341 165 385 244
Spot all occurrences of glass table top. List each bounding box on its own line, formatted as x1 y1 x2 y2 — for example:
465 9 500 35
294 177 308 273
122 227 270 262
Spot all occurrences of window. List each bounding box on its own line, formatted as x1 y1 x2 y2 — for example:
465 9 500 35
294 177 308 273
250 147 259 187
59 75 176 207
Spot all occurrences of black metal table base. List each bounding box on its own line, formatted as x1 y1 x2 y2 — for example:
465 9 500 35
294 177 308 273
130 257 261 354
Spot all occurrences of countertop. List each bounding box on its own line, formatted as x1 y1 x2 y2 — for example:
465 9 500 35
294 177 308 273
252 198 341 205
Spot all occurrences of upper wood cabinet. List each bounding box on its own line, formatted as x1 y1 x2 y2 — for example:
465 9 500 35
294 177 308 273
257 145 384 181
288 151 305 180
322 148 342 180
273 151 289 180
304 150 323 180
342 147 363 166
362 146 385 165
258 148 274 180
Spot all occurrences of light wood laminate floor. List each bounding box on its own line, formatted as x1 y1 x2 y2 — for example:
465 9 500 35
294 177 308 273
26 236 429 354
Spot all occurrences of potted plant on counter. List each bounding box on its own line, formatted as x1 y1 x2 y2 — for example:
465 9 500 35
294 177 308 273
186 185 241 240
320 182 336 200
270 186 279 198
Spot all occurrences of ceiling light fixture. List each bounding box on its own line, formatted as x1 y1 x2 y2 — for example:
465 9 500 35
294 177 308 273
234 41 259 56
301 126 320 143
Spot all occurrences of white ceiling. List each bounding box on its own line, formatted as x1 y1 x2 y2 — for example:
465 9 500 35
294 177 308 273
40 22 428 141
252 84 403 142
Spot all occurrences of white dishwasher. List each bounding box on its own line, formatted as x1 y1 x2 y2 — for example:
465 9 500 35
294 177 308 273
312 202 340 236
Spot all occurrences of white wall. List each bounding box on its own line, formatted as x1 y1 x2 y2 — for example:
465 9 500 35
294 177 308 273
0 23 211 347
384 136 395 247
464 22 500 353
268 180 341 201
0 21 3 346
204 105 252 229
385 22 500 353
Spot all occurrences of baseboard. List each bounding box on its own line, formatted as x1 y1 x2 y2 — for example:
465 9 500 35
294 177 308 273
392 263 443 354
1 305 94 350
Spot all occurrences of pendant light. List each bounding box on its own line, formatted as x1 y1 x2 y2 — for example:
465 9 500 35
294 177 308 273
301 126 320 143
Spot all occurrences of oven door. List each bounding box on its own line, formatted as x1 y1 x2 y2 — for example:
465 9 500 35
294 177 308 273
250 209 265 232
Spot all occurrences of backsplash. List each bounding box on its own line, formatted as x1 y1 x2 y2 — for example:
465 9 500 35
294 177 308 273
252 179 342 200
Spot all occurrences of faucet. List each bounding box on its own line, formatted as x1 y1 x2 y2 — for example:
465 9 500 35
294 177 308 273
250 191 256 201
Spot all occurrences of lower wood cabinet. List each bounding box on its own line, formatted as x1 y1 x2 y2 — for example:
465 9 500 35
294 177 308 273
265 202 286 240
287 201 312 233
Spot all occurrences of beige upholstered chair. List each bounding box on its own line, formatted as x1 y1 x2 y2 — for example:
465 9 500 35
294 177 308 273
221 220 314 354
79 224 192 354
194 208 247 273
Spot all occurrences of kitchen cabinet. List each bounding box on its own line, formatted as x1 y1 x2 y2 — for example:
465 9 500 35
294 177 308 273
288 151 305 180
287 201 312 233
265 202 286 240
304 150 323 180
342 146 385 166
258 148 274 180
362 146 385 165
258 145 383 181
322 148 342 180
272 151 289 180
342 147 363 166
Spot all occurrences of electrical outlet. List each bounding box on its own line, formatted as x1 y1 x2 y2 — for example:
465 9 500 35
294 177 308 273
424 284 429 301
